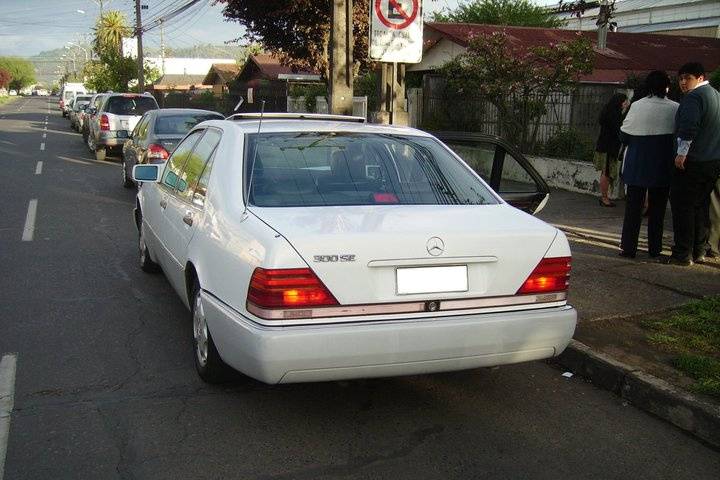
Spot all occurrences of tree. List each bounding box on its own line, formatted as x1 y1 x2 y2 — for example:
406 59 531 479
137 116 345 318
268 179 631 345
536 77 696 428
0 68 12 91
94 10 131 57
0 57 36 90
90 10 135 91
440 31 593 152
431 0 565 28
216 1 370 79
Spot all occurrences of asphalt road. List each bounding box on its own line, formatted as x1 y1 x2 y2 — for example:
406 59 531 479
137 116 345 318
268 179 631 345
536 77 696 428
0 97 718 480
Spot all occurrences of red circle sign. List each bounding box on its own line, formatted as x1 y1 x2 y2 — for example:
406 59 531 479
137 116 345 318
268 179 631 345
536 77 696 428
374 0 419 30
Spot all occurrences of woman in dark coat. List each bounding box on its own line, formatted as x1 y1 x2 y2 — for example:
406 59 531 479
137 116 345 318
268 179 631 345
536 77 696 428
618 71 679 258
594 93 628 207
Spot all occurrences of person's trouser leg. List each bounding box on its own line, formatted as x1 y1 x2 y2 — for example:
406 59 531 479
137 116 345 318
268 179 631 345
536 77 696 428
692 161 720 259
647 186 669 257
621 185 645 256
670 167 694 261
708 177 720 256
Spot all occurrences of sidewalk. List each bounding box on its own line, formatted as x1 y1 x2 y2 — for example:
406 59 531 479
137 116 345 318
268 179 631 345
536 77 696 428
536 188 720 447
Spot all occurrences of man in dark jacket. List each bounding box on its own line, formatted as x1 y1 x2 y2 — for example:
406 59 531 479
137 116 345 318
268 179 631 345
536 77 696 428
665 62 720 266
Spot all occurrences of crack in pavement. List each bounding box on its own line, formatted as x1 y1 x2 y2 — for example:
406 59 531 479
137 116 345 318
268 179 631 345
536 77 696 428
593 266 706 300
253 425 445 480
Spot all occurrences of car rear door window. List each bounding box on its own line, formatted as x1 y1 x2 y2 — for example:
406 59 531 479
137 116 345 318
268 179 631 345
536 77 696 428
161 130 204 191
155 114 223 135
177 129 222 202
245 132 498 207
105 96 158 115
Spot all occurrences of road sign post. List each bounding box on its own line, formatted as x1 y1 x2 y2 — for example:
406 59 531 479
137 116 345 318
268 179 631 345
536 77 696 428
369 0 422 125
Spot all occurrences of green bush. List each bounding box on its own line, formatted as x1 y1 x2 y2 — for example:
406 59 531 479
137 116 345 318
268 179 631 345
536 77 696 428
542 128 595 161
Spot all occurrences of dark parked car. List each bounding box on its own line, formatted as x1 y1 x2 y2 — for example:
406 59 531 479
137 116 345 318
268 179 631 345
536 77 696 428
121 108 224 187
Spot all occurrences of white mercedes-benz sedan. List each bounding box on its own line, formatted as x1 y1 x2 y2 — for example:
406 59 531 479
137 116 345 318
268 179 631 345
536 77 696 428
132 113 576 384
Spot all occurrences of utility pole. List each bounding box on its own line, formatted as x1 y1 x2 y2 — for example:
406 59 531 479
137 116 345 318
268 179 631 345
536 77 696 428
135 0 145 91
160 20 166 75
329 0 353 115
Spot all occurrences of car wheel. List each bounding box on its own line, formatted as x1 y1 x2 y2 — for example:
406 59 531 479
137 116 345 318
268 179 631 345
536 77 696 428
138 220 160 273
122 159 134 188
192 283 230 383
95 147 106 162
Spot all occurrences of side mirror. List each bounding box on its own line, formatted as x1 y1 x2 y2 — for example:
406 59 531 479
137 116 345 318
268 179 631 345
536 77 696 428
133 164 161 183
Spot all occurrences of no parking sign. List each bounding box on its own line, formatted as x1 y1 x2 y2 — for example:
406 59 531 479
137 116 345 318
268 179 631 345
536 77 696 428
369 0 423 63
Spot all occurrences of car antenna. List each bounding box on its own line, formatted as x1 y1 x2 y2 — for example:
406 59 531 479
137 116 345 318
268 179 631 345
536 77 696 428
243 100 265 215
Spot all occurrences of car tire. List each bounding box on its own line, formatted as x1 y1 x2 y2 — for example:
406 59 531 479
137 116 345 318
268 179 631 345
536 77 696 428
95 147 106 162
192 283 231 384
138 220 160 273
122 159 134 188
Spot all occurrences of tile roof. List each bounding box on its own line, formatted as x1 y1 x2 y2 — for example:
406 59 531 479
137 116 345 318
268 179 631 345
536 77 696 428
426 22 720 84
202 63 240 85
247 54 319 79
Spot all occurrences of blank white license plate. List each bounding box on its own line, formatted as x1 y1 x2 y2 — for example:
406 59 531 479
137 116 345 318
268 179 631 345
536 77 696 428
396 265 468 295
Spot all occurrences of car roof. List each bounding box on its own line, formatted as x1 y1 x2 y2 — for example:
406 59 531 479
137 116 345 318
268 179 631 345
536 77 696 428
153 108 224 117
197 118 434 138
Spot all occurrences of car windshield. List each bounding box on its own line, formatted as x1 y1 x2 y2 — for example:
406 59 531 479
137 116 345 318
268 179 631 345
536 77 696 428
244 132 498 207
105 96 158 116
155 113 223 135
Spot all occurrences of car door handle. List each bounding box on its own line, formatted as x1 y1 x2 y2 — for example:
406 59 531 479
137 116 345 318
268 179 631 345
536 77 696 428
183 212 193 226
160 199 167 209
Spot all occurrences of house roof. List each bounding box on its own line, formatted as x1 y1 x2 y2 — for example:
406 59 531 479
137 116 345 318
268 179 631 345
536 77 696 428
238 54 319 82
425 22 720 84
152 74 212 90
202 63 240 85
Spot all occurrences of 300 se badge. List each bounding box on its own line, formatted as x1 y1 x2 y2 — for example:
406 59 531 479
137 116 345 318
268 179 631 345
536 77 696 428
313 255 356 263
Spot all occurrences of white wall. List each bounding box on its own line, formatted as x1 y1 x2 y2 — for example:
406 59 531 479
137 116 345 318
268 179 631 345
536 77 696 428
145 57 236 75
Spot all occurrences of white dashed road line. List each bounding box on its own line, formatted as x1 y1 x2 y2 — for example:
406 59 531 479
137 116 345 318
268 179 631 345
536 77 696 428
40 142 45 151
0 353 18 480
35 161 43 175
22 199 37 242
42 133 46 139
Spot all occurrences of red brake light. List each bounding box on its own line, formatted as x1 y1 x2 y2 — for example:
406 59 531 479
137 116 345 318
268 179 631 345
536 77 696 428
517 257 571 295
147 143 169 160
100 114 110 131
248 268 338 309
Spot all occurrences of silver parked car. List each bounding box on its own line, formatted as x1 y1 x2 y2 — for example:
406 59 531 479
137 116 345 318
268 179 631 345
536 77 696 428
87 93 159 161
69 94 93 132
121 108 224 188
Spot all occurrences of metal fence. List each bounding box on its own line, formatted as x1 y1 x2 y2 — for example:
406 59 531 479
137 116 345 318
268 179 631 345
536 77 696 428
418 74 620 158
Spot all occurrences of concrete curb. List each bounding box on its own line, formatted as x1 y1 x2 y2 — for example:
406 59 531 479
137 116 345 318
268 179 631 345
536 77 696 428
556 340 720 449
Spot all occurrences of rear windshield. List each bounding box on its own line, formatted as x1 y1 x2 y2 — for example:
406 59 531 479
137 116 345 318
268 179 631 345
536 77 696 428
155 113 223 135
105 96 158 116
63 91 76 100
245 132 498 207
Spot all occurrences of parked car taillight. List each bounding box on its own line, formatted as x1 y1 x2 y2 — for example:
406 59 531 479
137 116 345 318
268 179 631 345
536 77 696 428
516 257 571 295
247 267 339 309
147 144 169 161
100 114 110 131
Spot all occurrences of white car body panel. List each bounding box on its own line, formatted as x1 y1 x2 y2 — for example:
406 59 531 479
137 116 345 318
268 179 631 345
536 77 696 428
135 119 577 384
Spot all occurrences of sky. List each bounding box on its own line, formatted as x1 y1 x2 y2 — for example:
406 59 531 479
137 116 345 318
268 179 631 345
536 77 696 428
0 0 560 58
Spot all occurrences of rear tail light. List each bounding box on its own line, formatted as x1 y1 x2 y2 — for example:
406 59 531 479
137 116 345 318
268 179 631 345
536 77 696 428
147 143 170 161
100 114 110 131
517 257 571 295
247 267 338 310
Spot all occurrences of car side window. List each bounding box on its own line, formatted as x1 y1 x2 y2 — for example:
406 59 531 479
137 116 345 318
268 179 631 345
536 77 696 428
132 115 149 140
178 128 221 207
177 129 222 204
161 130 204 191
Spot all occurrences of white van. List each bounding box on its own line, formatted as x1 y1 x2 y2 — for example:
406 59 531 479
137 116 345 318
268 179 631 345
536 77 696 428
59 83 87 117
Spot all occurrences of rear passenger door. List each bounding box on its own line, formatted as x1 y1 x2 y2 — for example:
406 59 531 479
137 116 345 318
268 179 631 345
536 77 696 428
433 132 550 214
162 128 222 291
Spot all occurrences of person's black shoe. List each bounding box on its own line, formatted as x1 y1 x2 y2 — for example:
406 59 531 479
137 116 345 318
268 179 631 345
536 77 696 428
661 255 693 266
619 251 636 259
598 198 616 207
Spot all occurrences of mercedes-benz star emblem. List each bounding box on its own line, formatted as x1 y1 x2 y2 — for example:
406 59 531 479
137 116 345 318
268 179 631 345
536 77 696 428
426 237 445 256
